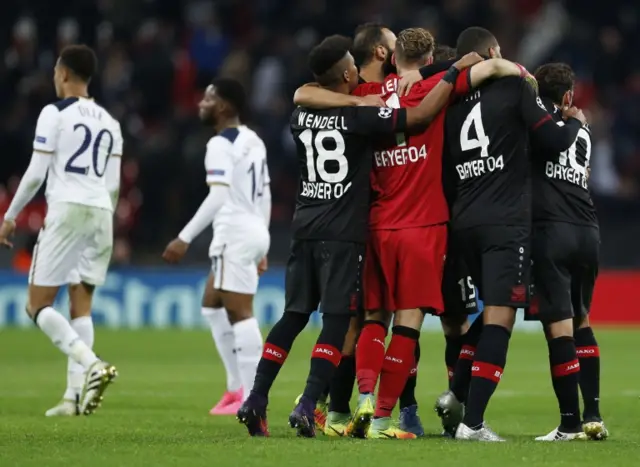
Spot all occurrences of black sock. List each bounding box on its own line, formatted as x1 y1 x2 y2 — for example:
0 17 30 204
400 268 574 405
450 317 483 403
252 311 310 398
320 385 330 404
302 314 352 404
399 340 420 409
328 355 355 414
462 324 511 428
548 336 581 430
445 334 464 387
575 327 601 420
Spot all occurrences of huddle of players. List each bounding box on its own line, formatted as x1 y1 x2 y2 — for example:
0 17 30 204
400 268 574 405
237 23 607 442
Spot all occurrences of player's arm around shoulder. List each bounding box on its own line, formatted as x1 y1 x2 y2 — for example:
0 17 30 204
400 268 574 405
293 82 383 108
466 59 528 90
405 52 484 129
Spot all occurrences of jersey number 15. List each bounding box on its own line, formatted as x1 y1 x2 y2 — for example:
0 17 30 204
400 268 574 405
65 123 113 177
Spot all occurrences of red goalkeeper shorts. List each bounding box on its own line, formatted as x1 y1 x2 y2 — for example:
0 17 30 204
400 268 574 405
363 224 447 312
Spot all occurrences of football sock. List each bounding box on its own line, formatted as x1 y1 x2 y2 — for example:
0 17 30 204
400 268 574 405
548 336 581 430
251 311 309 399
450 317 483 402
575 326 601 420
64 316 94 401
445 334 464 384
375 326 420 418
320 384 330 404
355 320 387 394
202 307 242 392
302 314 351 404
399 341 420 409
34 307 99 369
233 317 263 402
329 355 355 414
462 324 511 428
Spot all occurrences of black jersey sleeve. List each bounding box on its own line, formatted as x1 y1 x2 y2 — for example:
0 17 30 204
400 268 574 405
518 79 581 153
346 107 408 135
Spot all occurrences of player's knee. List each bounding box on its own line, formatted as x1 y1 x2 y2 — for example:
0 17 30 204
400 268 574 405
364 308 388 324
574 315 589 330
394 308 423 330
483 305 516 330
341 317 360 355
544 318 573 339
440 313 469 336
27 285 57 315
223 292 254 324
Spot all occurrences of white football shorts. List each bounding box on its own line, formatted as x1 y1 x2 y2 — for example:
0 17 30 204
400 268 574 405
29 202 113 287
210 227 270 295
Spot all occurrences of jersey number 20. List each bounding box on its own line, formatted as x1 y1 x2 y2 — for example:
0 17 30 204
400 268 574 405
65 123 113 177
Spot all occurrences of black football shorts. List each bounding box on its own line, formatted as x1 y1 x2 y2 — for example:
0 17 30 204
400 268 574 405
284 239 364 315
526 222 599 323
451 225 531 309
442 241 479 317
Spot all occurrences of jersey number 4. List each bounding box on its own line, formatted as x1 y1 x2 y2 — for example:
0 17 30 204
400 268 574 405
299 129 348 183
65 123 113 177
459 102 504 171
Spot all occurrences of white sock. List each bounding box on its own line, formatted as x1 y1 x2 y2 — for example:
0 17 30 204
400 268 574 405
202 307 242 392
35 307 99 370
233 317 263 402
63 316 95 401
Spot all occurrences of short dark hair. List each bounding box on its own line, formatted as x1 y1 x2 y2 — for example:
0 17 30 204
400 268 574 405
352 23 389 67
59 45 98 82
396 28 435 64
534 63 575 104
308 35 352 86
211 78 246 118
456 27 498 56
434 44 457 61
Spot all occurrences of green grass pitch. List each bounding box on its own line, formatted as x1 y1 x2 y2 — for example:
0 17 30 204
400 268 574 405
1 328 638 466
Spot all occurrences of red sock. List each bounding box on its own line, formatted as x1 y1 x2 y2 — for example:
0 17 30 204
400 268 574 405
375 330 417 418
355 321 387 394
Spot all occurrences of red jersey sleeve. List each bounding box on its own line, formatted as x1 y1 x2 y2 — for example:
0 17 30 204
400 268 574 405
454 68 472 95
352 82 383 97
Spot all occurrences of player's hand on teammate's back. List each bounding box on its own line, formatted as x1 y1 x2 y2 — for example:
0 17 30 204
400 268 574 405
397 69 423 97
258 256 268 275
0 219 16 249
162 238 189 264
453 52 484 71
357 94 386 107
563 106 587 125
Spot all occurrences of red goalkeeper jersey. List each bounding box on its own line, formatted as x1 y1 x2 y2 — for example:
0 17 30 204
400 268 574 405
362 69 471 230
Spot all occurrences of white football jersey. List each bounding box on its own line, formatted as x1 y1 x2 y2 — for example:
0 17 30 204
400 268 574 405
33 97 123 212
205 126 270 239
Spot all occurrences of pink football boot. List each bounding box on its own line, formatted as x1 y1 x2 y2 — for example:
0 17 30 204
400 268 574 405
209 388 243 415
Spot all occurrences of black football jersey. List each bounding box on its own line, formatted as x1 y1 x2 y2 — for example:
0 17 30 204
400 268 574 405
444 76 579 229
290 106 407 243
532 98 598 226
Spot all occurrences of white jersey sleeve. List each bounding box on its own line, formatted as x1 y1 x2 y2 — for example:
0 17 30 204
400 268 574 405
111 120 124 157
33 104 60 153
205 136 235 186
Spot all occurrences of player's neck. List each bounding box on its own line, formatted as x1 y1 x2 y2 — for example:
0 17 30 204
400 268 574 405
61 85 90 100
397 63 421 77
214 116 241 134
359 64 384 83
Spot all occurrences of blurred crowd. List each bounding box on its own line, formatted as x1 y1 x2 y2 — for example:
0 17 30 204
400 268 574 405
1 0 640 267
